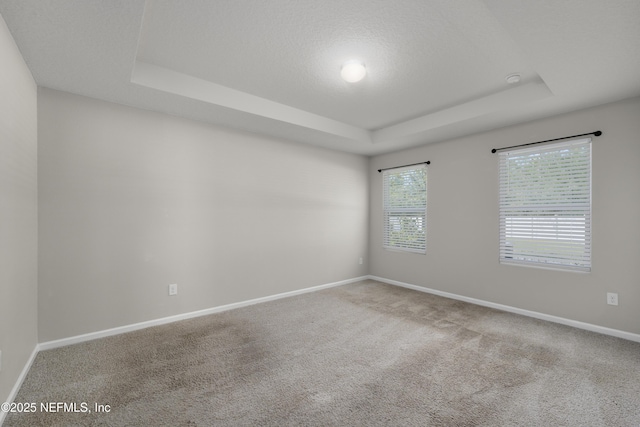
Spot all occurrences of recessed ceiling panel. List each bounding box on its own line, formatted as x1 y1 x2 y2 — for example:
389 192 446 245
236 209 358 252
136 0 539 130
2 0 639 155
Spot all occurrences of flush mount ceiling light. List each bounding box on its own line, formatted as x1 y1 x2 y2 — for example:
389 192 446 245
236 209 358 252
505 73 521 84
341 60 366 83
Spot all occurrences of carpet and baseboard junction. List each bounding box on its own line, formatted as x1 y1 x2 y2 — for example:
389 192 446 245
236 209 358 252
3 279 640 426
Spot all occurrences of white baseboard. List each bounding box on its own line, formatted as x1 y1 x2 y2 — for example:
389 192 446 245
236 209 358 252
369 275 640 343
0 345 39 426
39 276 369 351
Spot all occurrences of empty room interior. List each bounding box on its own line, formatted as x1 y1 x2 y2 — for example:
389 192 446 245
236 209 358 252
1 1 640 425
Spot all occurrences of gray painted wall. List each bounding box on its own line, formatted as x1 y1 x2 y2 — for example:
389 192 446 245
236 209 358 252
0 14 38 404
369 96 640 335
38 89 369 342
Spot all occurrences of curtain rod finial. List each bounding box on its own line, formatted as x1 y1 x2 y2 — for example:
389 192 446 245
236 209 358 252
594 130 602 136
491 149 497 153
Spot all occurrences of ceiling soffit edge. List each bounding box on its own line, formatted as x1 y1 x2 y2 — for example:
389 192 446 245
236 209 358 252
131 60 553 148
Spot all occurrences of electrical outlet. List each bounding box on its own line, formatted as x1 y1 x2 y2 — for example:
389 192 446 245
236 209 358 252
169 284 178 296
359 257 363 265
607 292 618 306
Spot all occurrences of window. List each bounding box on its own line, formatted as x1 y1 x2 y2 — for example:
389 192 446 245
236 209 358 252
383 165 427 253
498 138 591 272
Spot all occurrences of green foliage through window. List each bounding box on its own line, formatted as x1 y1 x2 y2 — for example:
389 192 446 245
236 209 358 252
499 138 591 271
383 165 427 253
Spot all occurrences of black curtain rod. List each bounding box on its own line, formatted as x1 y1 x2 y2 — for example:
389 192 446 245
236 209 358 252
378 161 430 173
491 131 602 153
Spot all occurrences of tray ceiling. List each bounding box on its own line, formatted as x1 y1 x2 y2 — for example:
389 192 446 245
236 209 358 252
1 0 639 155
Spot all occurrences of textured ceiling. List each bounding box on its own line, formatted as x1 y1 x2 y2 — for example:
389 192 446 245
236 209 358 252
1 0 639 155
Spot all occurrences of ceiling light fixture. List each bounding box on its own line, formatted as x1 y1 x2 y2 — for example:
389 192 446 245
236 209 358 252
341 60 366 83
505 73 521 84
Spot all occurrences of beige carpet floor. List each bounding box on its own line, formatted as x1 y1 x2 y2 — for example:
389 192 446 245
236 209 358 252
5 280 640 426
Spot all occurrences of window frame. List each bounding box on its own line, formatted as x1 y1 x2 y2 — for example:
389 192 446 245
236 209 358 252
382 164 427 254
498 138 592 272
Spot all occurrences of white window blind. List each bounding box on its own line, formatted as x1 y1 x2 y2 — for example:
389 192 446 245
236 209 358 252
499 138 591 272
383 164 427 254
